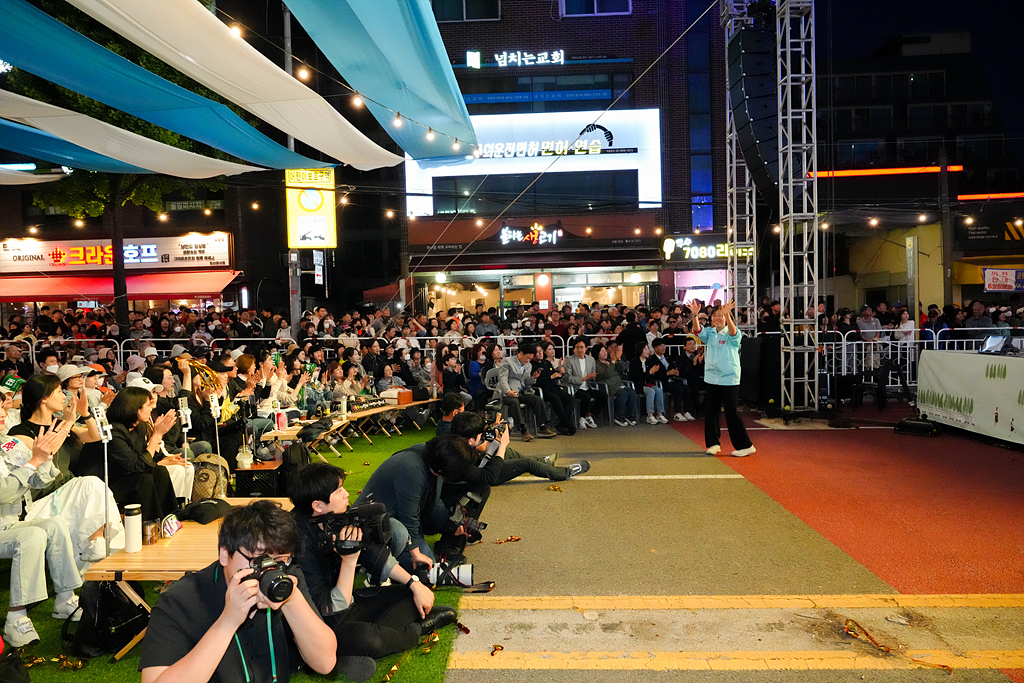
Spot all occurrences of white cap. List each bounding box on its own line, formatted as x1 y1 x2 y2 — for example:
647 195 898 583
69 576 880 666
127 377 163 393
170 344 187 358
144 346 159 358
230 347 246 361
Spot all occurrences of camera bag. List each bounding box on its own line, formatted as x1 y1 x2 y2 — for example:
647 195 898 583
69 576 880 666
0 634 29 682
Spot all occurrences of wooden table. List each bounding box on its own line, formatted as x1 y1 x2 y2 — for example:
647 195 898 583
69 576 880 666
84 497 293 660
260 399 438 449
347 399 439 444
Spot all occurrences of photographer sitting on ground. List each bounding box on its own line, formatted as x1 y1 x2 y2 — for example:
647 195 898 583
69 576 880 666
140 500 337 683
289 463 457 667
353 435 483 573
450 412 590 483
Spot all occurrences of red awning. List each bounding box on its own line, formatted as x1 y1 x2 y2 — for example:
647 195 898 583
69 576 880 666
0 270 240 302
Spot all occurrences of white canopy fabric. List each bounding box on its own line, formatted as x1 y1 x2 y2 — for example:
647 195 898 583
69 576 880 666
0 89 260 178
63 0 405 171
0 168 64 184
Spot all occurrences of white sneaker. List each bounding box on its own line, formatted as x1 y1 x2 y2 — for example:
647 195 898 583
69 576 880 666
4 615 39 647
52 595 82 621
80 537 107 562
656 415 669 424
705 445 721 455
683 412 696 422
629 419 637 426
646 415 658 425
673 413 685 422
731 446 756 458
613 417 630 427
578 418 589 430
585 416 598 429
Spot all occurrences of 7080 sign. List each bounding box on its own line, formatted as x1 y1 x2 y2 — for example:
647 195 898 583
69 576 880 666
681 243 754 260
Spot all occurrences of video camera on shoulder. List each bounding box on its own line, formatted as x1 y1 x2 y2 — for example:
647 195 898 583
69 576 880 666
316 501 392 557
446 491 487 538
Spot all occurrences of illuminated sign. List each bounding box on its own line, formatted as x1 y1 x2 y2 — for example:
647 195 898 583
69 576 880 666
164 199 225 212
406 109 662 216
0 233 231 273
465 50 565 69
285 168 337 249
662 237 754 261
500 223 563 246
494 50 564 67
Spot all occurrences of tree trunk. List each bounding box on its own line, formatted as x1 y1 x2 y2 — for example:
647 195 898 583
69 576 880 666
110 174 129 327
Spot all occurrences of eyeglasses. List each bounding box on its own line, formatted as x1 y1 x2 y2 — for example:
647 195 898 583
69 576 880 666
237 548 292 566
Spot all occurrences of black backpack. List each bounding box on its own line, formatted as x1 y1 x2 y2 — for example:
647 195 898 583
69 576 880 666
279 441 311 494
0 634 29 683
62 581 149 659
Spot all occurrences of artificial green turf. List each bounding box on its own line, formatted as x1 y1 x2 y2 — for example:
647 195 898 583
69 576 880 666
8 422 456 683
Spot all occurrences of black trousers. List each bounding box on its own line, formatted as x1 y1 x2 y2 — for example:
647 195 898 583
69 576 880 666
703 384 752 450
498 448 567 482
111 467 178 520
325 586 421 659
539 384 576 433
663 380 691 414
575 388 607 419
500 393 549 432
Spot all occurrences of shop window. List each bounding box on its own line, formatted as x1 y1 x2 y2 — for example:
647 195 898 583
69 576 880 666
561 0 630 17
433 0 499 21
433 170 639 215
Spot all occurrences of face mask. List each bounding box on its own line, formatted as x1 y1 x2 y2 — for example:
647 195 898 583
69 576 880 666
45 364 59 374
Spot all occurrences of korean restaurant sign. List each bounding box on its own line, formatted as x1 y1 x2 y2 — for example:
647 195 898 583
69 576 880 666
662 236 754 262
499 223 563 246
0 232 230 273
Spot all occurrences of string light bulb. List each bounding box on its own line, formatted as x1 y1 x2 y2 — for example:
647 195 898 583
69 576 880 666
204 208 212 216
340 196 348 204
869 217 879 226
158 213 169 222
352 96 363 107
452 139 460 151
476 219 484 226
386 210 394 218
297 67 309 80
965 216 974 225
74 219 84 228
229 25 242 37
29 226 38 234
426 128 435 141
251 202 260 210
918 214 927 222
1016 219 1023 227
393 113 403 127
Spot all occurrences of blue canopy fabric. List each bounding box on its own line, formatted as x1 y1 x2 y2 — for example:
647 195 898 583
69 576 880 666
284 0 477 161
0 0 329 170
0 118 149 174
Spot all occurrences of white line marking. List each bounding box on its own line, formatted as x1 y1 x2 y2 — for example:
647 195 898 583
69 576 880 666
573 474 745 480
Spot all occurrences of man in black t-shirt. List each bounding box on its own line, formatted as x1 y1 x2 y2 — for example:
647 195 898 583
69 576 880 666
139 501 345 683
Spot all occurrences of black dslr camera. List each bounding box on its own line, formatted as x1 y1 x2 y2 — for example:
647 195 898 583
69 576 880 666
245 555 293 602
479 420 508 465
316 502 392 556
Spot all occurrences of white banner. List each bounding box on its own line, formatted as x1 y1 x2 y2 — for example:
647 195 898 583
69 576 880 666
0 232 230 273
918 350 1024 445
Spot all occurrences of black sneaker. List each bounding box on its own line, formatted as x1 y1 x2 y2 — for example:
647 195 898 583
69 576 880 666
566 460 591 477
419 605 459 635
333 656 378 682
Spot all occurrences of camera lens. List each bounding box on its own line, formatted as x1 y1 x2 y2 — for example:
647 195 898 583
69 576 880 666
260 568 294 602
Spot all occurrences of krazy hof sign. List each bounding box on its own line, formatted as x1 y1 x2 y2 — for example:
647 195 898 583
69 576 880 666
0 232 230 273
499 223 563 246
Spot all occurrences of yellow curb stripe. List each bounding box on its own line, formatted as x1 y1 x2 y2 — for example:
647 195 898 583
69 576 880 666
460 594 1024 610
449 650 1024 671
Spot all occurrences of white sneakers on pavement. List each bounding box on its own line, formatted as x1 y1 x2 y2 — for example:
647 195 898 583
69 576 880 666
656 415 669 424
731 446 757 457
705 445 721 455
613 417 630 427
646 415 658 425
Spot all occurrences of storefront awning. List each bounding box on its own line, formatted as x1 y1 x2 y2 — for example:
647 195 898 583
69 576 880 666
0 270 240 302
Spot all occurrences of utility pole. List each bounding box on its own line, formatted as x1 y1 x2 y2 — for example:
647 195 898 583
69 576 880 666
283 3 301 327
939 147 953 306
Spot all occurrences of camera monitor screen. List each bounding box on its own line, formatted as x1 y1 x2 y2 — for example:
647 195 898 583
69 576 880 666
978 335 1007 354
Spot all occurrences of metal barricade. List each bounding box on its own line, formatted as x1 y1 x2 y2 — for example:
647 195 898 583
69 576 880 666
935 326 1023 353
31 338 124 367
